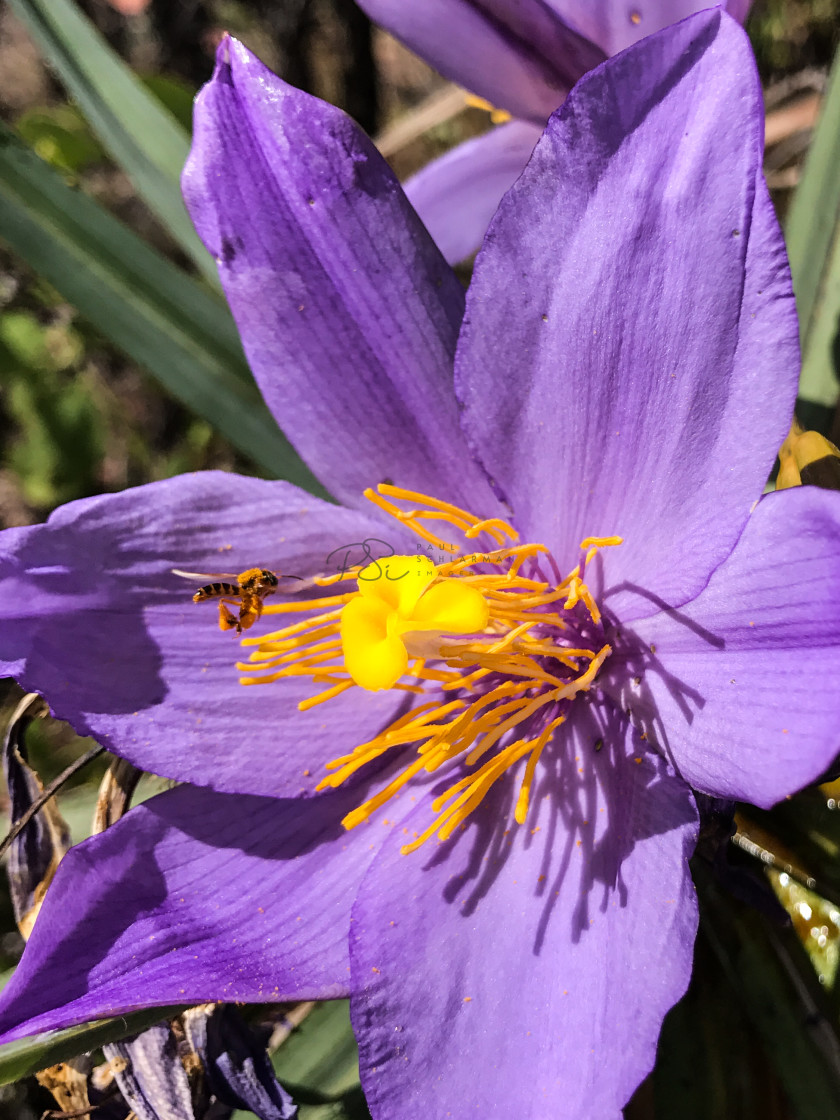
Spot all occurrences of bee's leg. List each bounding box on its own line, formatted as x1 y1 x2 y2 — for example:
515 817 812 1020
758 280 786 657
218 600 241 632
238 600 262 631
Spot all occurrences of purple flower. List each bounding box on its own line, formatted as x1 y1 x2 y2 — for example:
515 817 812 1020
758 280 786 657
359 0 752 262
0 12 838 1118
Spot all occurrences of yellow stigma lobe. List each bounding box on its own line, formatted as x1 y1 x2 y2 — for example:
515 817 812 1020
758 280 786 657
238 485 622 853
341 555 489 691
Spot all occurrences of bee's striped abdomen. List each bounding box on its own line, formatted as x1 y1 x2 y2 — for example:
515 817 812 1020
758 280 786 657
193 581 239 603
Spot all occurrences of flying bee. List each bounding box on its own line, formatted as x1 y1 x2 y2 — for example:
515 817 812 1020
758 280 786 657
186 567 280 634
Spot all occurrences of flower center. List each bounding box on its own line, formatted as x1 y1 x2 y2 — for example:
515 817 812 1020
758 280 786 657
239 485 621 853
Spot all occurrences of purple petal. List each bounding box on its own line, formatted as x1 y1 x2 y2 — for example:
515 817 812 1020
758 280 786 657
0 526 32 677
405 121 544 265
103 1025 195 1120
183 39 497 516
350 702 698 1118
723 0 753 23
608 487 840 808
0 778 398 1042
183 1005 298 1120
0 471 408 797
456 12 797 619
554 1 752 56
356 1 604 123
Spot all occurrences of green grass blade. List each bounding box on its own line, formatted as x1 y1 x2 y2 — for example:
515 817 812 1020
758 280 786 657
235 1001 368 1120
653 932 796 1118
0 1006 185 1085
271 1001 360 1100
6 0 217 284
0 122 323 492
786 43 840 422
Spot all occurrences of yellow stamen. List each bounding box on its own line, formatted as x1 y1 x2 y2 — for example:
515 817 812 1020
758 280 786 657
515 715 566 824
464 93 513 125
581 535 624 565
464 94 494 112
298 681 355 710
363 484 517 550
237 485 620 851
563 575 601 625
260 594 354 617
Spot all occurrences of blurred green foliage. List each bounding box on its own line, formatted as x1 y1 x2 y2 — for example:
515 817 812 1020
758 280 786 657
15 104 104 177
749 0 840 73
0 310 103 508
140 74 198 133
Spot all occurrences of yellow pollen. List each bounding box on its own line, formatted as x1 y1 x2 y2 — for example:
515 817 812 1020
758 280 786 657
238 485 622 852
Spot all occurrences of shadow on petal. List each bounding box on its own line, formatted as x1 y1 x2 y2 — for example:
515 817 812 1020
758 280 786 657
405 695 697 957
0 758 420 1041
